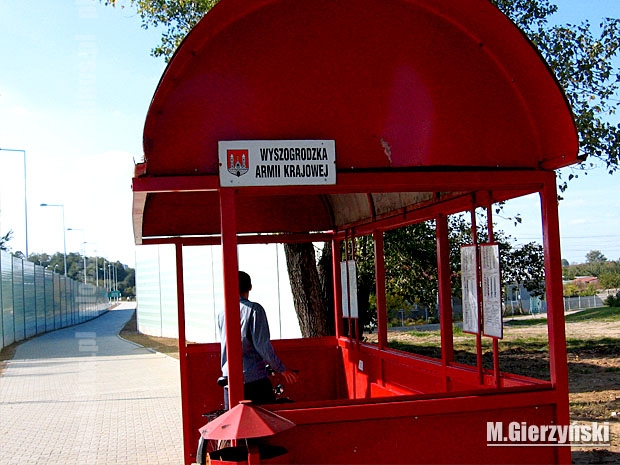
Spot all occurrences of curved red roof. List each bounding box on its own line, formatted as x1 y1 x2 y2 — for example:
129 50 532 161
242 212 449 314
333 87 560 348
133 0 579 242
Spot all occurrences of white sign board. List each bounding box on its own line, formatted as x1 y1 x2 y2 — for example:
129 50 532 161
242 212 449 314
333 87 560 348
219 140 336 187
460 245 479 334
481 244 503 339
340 260 358 318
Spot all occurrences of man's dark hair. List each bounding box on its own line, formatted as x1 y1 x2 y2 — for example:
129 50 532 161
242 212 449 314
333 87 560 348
239 271 252 294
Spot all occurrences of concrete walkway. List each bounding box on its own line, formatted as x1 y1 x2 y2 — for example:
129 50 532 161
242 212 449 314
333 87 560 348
0 303 184 465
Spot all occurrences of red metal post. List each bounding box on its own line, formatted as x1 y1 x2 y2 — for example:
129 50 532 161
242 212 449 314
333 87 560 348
486 201 501 388
540 177 571 464
219 188 244 408
344 233 353 340
350 235 359 345
373 230 388 350
470 206 484 384
332 238 344 339
436 213 454 391
174 242 192 462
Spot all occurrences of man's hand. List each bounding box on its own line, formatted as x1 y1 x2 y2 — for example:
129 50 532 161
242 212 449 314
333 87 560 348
281 370 299 384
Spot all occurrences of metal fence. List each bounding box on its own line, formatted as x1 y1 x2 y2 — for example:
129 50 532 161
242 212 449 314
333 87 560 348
0 250 109 352
405 292 609 325
562 295 606 312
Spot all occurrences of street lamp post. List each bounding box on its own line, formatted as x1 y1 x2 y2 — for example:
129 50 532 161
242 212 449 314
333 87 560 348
82 242 90 284
0 148 29 257
67 228 87 283
40 203 67 276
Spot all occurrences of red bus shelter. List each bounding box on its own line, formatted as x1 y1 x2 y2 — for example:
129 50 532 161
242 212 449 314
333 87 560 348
131 0 579 463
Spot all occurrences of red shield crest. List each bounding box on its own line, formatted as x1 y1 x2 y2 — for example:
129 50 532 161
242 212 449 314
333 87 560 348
227 149 249 177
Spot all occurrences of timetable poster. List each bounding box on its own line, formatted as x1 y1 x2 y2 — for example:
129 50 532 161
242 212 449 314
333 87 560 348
460 245 479 334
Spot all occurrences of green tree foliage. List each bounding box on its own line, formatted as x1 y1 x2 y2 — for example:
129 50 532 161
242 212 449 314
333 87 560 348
563 251 620 293
0 229 13 251
492 0 620 184
604 291 620 307
501 242 546 298
102 0 219 60
563 249 618 279
586 249 608 264
24 252 136 298
353 223 440 329
600 268 620 289
562 281 599 297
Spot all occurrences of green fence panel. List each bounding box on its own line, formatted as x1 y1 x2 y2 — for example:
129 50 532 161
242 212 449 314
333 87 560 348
1 252 14 348
53 274 61 330
0 250 109 352
44 269 54 332
12 257 25 342
35 266 46 334
23 260 36 338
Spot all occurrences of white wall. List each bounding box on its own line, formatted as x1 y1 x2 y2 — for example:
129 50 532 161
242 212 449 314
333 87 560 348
135 243 301 343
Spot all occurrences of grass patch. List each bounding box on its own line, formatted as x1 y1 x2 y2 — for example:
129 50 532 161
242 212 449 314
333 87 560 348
504 317 547 327
565 306 620 322
119 311 180 359
388 340 442 358
404 330 436 338
0 341 22 376
565 337 620 356
501 338 548 351
569 396 620 422
452 325 464 336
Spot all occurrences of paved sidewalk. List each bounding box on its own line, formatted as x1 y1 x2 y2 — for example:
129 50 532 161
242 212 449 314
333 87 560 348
0 303 184 465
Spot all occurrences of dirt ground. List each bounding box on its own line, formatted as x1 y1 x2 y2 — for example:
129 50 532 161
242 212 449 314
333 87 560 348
522 320 619 464
380 318 620 464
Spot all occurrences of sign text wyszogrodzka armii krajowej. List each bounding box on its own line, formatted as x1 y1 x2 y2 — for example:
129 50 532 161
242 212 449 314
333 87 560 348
218 140 336 186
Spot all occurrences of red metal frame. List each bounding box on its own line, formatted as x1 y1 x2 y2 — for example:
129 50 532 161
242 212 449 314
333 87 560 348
541 180 572 465
436 212 454 389
168 178 574 464
131 0 580 463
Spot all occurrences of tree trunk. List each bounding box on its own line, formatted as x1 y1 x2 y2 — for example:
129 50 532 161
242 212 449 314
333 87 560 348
284 242 334 337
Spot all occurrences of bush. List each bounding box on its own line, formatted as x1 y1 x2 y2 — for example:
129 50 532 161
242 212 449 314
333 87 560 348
604 292 620 308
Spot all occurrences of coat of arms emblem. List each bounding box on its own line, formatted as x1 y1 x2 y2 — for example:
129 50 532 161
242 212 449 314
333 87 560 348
227 149 249 177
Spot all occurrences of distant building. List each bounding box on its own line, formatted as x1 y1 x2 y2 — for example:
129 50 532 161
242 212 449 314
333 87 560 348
571 276 600 286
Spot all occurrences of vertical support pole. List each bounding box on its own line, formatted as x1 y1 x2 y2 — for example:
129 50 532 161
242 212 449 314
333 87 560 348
349 234 359 345
373 230 387 351
470 207 484 385
436 213 453 391
332 238 343 339
220 188 244 408
486 200 501 388
540 177 571 464
33 263 38 335
174 241 192 464
344 232 353 341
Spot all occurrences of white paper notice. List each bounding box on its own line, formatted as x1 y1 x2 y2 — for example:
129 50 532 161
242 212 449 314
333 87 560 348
340 260 358 318
460 245 479 334
481 244 503 339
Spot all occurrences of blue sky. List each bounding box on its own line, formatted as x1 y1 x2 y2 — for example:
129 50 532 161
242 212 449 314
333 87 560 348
0 0 618 267
0 0 165 266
